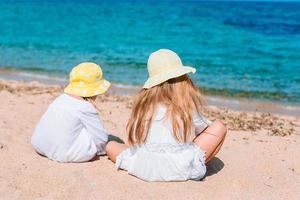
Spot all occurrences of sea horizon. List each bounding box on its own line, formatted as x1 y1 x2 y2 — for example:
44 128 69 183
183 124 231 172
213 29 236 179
0 0 299 104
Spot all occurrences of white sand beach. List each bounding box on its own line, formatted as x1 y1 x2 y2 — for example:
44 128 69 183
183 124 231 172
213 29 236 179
0 79 300 199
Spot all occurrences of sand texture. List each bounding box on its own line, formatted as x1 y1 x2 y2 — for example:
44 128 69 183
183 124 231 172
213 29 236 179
0 79 300 200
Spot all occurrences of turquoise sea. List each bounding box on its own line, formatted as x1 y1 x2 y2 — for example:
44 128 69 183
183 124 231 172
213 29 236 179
0 0 300 103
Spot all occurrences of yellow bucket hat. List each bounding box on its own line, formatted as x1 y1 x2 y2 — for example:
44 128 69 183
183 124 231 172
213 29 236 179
143 49 196 89
64 62 111 97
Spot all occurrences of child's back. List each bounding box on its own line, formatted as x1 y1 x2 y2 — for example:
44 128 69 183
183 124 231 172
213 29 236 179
31 62 111 162
32 94 108 162
146 105 210 144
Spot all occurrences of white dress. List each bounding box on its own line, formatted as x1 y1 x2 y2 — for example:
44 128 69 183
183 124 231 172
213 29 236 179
116 105 211 182
31 94 108 162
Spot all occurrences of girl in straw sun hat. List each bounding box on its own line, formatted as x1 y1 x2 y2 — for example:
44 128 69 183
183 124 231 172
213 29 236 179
106 49 227 181
31 62 123 162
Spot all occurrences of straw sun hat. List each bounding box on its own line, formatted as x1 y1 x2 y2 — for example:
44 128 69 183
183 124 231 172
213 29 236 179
143 49 196 89
64 62 111 97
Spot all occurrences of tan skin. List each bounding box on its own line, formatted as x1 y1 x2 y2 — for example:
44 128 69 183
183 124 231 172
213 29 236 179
106 120 227 163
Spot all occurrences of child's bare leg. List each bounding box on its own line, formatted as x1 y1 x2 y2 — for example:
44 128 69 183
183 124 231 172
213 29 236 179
205 136 225 162
106 141 129 163
193 120 227 163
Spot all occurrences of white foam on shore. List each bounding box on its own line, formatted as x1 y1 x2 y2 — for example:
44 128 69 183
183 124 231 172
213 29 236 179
205 96 300 117
0 69 68 85
17 71 67 83
1 68 299 117
112 83 140 90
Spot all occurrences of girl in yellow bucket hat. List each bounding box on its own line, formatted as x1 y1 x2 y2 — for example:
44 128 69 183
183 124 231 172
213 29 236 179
31 62 123 162
105 49 227 181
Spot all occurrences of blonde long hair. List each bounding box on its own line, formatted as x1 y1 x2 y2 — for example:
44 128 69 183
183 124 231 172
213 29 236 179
127 75 203 145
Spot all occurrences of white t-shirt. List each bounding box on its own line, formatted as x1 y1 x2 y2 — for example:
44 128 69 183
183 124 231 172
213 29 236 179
145 105 211 144
31 94 108 162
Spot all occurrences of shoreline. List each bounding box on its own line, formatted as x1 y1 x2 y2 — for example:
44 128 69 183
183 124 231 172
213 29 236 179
1 68 300 117
0 78 299 137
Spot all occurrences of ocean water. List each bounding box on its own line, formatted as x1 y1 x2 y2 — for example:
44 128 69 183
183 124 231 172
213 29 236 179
0 0 300 103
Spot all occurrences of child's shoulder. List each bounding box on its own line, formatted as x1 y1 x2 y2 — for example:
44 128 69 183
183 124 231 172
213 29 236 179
51 94 97 113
